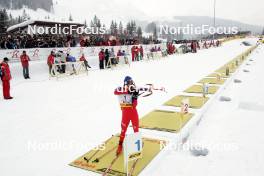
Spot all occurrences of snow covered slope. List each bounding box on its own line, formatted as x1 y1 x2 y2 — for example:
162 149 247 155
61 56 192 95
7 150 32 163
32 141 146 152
7 7 57 21
0 38 260 176
7 0 148 26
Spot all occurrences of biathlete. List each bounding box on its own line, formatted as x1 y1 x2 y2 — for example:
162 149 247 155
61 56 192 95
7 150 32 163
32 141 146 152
114 76 153 155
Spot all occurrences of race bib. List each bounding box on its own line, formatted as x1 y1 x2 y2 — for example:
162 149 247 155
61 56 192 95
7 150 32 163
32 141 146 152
118 94 133 105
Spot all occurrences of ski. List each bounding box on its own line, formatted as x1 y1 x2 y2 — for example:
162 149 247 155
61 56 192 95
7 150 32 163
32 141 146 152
128 141 144 176
102 154 120 176
128 158 139 176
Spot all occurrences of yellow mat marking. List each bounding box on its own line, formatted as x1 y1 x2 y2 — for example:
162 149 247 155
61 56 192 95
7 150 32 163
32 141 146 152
184 85 219 94
164 95 209 109
198 77 226 85
207 73 230 78
70 135 166 176
139 110 194 133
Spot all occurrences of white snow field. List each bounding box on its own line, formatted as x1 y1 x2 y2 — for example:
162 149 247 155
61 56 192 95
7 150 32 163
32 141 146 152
150 44 264 176
0 38 262 176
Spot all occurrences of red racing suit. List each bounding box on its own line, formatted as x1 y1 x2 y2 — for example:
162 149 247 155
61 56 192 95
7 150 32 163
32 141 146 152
1 62 12 99
114 86 139 143
114 86 149 143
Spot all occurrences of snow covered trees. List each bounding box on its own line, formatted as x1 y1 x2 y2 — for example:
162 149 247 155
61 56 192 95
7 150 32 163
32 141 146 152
110 20 118 35
0 0 53 12
146 22 158 40
0 9 9 33
126 20 137 37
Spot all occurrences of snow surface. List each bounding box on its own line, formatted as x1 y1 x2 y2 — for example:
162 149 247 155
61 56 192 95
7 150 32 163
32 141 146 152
0 38 262 176
147 44 264 176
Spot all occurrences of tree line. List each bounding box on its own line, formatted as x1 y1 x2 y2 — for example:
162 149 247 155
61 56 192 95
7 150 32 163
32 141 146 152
0 0 53 12
0 8 30 33
0 8 159 41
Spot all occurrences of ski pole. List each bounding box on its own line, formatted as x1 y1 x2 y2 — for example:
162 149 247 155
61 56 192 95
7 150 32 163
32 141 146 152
84 135 113 163
93 145 118 163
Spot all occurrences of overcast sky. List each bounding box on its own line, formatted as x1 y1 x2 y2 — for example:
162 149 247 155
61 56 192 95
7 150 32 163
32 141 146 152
124 0 263 26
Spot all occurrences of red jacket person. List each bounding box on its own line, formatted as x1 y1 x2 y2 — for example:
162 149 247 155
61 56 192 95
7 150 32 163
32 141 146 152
1 57 13 100
20 51 31 79
47 51 55 75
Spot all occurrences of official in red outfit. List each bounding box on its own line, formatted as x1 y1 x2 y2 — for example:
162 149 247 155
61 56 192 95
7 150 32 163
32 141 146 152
114 76 149 155
20 51 31 79
1 57 13 100
131 46 135 61
47 51 55 75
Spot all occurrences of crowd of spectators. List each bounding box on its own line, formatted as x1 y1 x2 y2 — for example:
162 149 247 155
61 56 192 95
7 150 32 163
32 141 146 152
0 34 66 49
0 33 161 50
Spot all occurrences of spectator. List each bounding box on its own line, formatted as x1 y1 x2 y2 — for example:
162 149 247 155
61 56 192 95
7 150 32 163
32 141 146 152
57 51 66 73
20 51 31 79
110 48 117 65
105 49 110 68
134 46 140 61
98 49 105 69
131 46 136 61
47 51 55 75
117 50 123 63
140 46 144 60
122 50 129 65
0 57 13 100
80 54 91 71
54 51 62 73
66 54 77 74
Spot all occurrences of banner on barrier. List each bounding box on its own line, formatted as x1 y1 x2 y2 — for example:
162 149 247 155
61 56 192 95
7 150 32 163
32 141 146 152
0 43 167 62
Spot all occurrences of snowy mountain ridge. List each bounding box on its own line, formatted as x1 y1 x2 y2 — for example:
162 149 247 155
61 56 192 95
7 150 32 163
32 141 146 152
4 0 262 34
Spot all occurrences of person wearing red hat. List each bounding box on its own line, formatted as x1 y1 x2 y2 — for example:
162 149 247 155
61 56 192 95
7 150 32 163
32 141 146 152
1 57 13 100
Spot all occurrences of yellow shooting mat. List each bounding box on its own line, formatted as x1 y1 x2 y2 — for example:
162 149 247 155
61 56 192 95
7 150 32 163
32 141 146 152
70 135 167 176
207 72 230 78
184 84 219 94
215 65 236 74
198 77 226 85
215 53 250 74
210 56 245 78
139 110 194 133
163 95 209 109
